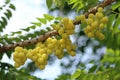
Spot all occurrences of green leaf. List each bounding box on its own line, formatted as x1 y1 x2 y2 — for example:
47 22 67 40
37 18 47 24
4 9 12 19
9 4 16 10
29 25 36 29
55 16 62 20
21 27 30 32
46 0 53 9
80 22 87 29
113 17 120 34
89 65 97 73
71 69 81 79
44 14 54 21
112 2 120 10
31 22 41 26
5 0 10 4
107 14 116 29
1 17 7 26
0 69 5 80
69 0 78 4
77 3 84 12
11 31 22 36
106 14 116 38
72 2 79 9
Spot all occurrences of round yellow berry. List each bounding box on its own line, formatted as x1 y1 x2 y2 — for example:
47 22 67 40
97 7 103 12
88 13 94 19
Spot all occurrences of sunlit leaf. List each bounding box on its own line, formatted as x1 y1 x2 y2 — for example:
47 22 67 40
113 17 120 34
37 18 47 24
71 69 81 79
46 0 53 9
31 22 41 26
112 2 120 10
55 16 62 20
44 14 54 21
72 2 79 9
69 0 78 4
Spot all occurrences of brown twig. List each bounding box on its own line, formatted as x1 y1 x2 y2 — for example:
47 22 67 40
0 0 116 53
0 30 58 52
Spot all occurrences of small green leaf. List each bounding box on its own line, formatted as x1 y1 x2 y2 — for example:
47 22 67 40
44 14 54 21
89 65 98 73
11 31 22 36
77 3 84 12
113 17 120 34
5 0 10 4
69 0 78 4
46 27 52 31
71 69 81 79
21 27 30 32
4 9 12 19
55 16 62 20
107 14 116 29
37 18 47 24
112 2 120 10
31 22 41 26
9 4 16 10
29 25 36 29
80 22 87 29
46 0 53 9
0 69 5 80
1 17 7 26
72 2 79 9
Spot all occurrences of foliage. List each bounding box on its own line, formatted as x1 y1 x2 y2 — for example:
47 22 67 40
0 0 120 80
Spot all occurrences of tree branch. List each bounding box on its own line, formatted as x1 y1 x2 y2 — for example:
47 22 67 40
0 0 116 53
0 30 58 52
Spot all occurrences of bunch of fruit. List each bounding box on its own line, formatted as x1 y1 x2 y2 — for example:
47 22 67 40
76 7 108 40
13 18 76 70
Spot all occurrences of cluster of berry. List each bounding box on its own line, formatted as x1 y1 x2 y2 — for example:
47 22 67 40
85 7 108 40
13 18 76 70
76 7 108 40
13 47 27 68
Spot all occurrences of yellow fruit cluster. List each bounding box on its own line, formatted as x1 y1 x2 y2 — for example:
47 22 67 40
13 47 27 68
84 7 108 40
13 18 76 70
